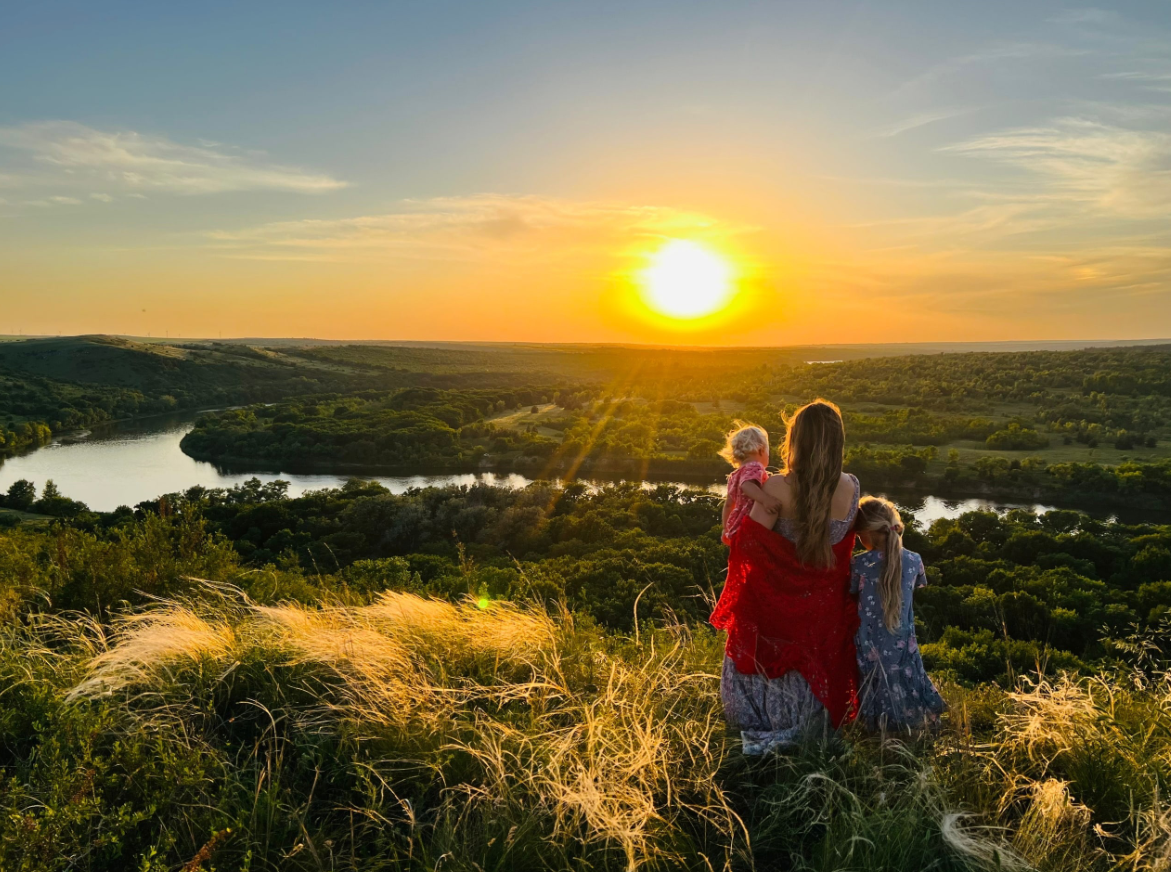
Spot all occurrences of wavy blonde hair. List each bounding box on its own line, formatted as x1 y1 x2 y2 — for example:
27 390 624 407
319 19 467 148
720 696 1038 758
782 400 845 568
717 421 769 467
855 496 906 631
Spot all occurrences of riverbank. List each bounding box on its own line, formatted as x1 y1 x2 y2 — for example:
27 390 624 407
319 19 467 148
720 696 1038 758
180 438 1171 519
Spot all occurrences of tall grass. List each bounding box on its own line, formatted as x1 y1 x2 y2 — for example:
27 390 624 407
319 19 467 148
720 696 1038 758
0 588 1164 870
986 672 1171 870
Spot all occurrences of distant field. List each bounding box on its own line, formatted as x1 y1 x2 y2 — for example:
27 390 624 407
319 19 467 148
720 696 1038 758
0 507 51 526
487 394 1171 469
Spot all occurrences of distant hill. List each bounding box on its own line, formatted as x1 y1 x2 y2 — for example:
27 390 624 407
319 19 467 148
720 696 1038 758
0 336 397 449
0 335 364 393
6 334 1169 357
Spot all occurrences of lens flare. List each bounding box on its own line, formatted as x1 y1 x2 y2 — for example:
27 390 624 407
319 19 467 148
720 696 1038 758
638 240 734 320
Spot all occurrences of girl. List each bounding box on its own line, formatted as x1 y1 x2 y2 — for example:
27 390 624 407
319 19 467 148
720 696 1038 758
718 423 779 545
851 496 946 732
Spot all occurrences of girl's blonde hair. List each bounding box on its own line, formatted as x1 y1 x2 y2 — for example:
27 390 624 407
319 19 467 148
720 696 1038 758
855 496 905 631
782 400 845 568
718 422 769 468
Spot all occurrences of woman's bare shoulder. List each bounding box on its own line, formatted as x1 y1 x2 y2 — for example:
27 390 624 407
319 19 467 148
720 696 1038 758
830 471 857 516
763 474 790 494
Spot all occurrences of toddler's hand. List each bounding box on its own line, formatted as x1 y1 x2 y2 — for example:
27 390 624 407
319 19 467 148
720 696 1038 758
755 493 782 514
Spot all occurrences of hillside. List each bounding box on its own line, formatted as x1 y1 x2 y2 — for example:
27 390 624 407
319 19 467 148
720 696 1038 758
0 488 1164 870
0 336 390 457
0 335 378 394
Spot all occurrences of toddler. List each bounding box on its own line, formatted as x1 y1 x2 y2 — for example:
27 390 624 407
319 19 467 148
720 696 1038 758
718 423 779 544
851 496 946 732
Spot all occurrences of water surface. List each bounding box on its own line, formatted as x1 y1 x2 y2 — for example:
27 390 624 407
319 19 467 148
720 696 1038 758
0 412 1059 526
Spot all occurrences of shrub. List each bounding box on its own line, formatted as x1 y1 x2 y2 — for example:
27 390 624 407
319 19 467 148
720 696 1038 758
986 424 1049 451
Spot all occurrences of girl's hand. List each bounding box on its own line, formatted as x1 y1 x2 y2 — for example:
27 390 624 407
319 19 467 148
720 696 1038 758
756 492 782 515
740 479 781 514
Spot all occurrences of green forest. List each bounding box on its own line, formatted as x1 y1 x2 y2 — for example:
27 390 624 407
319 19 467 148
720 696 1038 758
172 342 1171 510
3 336 1171 869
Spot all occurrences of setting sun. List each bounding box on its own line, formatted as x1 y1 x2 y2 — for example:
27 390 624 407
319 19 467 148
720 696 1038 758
638 240 734 320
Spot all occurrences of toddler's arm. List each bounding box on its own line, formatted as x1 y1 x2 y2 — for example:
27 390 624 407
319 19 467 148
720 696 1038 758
740 478 781 514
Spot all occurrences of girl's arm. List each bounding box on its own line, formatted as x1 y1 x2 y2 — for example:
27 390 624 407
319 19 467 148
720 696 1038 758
741 478 781 515
748 475 787 528
721 496 731 529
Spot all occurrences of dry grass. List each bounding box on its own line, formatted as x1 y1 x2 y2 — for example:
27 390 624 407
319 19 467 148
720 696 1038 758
48 588 1163 871
63 587 743 869
952 671 1171 872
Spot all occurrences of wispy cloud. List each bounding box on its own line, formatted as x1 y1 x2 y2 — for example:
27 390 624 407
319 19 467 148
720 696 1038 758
868 108 972 139
24 195 84 207
886 42 1089 101
0 121 346 196
208 194 752 262
1048 8 1116 26
944 117 1171 217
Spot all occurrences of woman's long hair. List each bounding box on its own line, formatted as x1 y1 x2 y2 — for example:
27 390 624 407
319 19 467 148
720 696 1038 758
781 399 845 568
855 496 905 631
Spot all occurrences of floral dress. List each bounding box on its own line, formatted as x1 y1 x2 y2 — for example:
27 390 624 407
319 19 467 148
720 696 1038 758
850 549 946 731
720 474 860 754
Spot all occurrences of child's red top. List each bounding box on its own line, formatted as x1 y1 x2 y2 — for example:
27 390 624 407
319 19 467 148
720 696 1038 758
722 461 767 545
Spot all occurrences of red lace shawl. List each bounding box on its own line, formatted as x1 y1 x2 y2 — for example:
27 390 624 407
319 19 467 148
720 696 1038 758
711 516 860 728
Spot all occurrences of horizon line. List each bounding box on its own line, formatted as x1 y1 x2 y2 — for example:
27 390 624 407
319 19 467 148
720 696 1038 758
3 333 1171 353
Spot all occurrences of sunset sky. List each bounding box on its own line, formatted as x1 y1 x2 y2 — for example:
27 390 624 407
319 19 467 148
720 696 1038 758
3 1 1171 345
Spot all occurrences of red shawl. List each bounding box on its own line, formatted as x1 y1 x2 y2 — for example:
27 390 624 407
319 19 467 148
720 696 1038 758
711 517 860 728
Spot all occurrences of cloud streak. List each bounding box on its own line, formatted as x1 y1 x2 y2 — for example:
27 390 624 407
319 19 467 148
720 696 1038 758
869 109 971 139
944 117 1171 217
0 121 346 196
208 194 752 262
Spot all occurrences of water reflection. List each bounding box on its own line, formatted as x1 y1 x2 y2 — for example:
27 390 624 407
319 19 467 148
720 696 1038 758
0 412 1074 527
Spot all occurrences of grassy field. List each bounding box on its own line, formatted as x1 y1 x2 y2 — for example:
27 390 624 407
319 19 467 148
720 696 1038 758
0 507 51 526
1 587 1164 871
487 394 1171 469
485 402 573 439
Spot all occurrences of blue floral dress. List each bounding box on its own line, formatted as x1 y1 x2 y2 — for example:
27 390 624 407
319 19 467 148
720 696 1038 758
850 549 946 731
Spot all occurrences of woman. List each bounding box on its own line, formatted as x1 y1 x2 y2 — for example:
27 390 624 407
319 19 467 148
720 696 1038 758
709 400 861 754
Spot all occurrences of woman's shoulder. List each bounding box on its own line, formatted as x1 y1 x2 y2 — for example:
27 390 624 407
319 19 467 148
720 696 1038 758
763 472 790 493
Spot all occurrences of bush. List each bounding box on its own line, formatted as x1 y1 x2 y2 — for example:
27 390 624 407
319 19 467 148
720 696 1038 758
985 424 1049 451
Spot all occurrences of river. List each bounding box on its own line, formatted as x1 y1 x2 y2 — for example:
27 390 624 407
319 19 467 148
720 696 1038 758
0 411 1059 526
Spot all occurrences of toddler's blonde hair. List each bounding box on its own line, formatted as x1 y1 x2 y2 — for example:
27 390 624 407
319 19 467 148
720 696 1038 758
855 496 906 631
718 421 769 467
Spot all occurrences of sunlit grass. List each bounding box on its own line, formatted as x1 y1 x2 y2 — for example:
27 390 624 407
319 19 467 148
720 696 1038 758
0 586 1119 871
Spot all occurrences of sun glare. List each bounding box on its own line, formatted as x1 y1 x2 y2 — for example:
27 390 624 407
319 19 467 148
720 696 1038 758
638 240 734 320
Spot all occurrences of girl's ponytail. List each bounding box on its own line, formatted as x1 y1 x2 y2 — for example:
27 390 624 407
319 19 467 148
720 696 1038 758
879 520 904 632
856 496 906 631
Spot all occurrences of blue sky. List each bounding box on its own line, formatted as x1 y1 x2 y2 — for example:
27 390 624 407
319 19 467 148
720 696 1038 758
2 1 1170 342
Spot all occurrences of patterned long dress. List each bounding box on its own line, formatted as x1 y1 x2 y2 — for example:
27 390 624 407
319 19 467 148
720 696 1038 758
720 475 860 754
851 548 946 731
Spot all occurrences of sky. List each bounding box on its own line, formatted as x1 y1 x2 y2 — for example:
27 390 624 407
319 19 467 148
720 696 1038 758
2 0 1171 345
